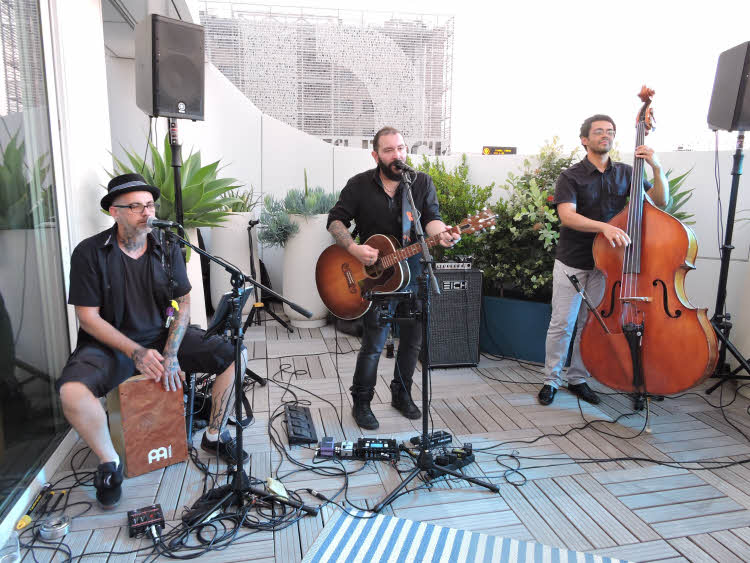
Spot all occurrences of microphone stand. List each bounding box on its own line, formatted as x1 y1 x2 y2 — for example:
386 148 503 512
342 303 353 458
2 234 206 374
373 169 499 512
158 225 313 512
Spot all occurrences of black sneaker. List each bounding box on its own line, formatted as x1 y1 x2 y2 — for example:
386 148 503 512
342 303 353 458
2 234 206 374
538 385 557 406
201 430 249 465
568 382 601 405
94 461 123 509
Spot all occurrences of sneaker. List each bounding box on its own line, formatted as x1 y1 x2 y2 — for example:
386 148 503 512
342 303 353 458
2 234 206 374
568 382 601 405
201 430 249 465
94 461 123 509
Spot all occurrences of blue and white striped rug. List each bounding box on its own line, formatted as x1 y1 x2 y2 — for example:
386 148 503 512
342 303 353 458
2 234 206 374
303 510 631 563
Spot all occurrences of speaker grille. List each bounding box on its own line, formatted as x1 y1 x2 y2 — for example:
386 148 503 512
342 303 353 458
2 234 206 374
427 269 482 367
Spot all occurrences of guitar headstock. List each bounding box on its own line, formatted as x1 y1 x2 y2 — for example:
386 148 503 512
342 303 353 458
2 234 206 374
459 208 498 235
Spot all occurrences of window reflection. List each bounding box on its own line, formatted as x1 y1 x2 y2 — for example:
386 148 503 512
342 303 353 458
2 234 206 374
0 0 69 520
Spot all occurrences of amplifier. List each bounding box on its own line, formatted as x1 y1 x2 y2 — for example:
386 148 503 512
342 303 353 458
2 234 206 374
428 269 482 367
435 262 472 270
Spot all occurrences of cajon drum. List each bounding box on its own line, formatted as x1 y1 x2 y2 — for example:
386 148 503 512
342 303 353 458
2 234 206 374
107 375 188 477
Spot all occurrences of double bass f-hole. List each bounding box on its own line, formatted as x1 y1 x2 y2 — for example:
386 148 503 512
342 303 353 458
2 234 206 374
601 280 621 318
652 279 682 318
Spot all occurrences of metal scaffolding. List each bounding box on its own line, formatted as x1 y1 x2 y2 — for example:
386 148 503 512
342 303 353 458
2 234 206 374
200 2 453 154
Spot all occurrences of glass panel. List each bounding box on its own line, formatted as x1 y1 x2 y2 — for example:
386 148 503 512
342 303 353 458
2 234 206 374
0 0 69 519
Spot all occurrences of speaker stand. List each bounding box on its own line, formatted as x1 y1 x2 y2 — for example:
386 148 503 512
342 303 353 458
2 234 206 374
706 132 750 393
168 118 185 240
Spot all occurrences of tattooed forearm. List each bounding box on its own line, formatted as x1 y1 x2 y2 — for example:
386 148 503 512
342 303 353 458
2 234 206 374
208 384 235 433
328 220 355 249
163 294 190 358
131 346 147 369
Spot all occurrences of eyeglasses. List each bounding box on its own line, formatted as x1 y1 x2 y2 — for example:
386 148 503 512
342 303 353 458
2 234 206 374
591 128 616 137
112 202 156 213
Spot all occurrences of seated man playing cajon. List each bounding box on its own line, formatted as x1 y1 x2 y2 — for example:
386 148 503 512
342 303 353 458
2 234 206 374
56 173 248 509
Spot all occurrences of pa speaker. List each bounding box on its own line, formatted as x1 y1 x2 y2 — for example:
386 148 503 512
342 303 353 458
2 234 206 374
135 14 205 121
707 41 750 132
428 269 482 367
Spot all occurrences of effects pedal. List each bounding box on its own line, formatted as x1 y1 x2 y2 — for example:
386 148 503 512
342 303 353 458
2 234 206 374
429 444 474 478
127 504 165 538
356 438 400 461
316 436 335 458
409 430 452 448
285 405 318 445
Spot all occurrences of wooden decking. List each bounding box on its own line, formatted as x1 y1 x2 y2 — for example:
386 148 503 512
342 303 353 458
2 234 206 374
21 313 750 562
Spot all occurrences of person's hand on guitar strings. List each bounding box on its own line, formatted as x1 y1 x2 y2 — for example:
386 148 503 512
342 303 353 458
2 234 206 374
437 225 461 248
349 242 379 265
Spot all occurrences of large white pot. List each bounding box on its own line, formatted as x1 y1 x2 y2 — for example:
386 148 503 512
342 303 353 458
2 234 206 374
184 227 207 329
282 214 332 328
208 212 260 315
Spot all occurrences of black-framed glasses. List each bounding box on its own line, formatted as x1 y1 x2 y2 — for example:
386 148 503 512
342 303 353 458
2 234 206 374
112 202 156 213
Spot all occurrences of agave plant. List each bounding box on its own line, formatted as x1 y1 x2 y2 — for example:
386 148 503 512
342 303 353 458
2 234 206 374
650 168 695 225
109 134 241 228
0 132 53 229
258 184 340 247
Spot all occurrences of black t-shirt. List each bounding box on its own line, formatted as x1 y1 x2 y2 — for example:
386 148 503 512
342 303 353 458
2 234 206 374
118 246 164 345
327 167 442 244
554 157 652 270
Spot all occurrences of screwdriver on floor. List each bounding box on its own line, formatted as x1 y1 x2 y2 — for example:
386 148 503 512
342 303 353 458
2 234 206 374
15 482 51 531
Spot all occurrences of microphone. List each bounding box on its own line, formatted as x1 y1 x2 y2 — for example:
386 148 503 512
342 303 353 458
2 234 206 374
147 216 180 229
392 159 417 174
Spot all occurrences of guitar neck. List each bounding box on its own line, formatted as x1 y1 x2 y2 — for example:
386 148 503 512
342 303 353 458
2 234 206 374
379 234 442 269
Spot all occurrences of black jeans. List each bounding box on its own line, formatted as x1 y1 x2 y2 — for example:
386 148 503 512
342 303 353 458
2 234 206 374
352 256 423 393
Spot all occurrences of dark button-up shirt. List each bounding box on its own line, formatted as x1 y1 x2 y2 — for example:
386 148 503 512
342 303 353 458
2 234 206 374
554 157 651 270
327 167 442 244
68 224 191 344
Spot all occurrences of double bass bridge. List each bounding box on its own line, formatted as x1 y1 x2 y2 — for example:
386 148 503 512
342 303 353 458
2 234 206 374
619 296 652 303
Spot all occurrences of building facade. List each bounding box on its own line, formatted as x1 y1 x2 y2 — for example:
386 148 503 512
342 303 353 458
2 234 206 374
201 3 453 154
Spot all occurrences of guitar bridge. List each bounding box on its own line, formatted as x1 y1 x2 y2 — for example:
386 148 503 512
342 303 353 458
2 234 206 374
342 263 357 294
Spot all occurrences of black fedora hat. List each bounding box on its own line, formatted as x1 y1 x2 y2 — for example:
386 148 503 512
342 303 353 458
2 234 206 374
101 173 161 211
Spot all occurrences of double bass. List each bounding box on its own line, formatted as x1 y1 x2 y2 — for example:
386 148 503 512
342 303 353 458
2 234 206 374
579 86 718 397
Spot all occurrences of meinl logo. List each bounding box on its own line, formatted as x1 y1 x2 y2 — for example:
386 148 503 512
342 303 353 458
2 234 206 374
147 445 173 464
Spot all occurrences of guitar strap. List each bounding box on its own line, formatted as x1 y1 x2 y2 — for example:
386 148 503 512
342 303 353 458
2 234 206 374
401 182 413 246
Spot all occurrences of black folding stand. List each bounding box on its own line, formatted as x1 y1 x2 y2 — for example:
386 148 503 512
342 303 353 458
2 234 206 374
706 132 750 393
242 219 292 336
373 170 499 512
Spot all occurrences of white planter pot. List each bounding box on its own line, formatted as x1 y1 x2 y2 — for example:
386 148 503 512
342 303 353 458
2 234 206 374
208 212 260 315
184 227 207 329
282 214 332 328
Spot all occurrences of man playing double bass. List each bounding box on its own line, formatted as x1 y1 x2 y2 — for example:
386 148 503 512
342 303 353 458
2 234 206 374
538 114 669 406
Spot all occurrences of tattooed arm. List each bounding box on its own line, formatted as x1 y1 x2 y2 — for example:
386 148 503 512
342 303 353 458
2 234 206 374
328 220 378 265
159 292 190 391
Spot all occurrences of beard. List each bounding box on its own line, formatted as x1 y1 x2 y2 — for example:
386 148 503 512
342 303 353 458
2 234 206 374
378 159 402 182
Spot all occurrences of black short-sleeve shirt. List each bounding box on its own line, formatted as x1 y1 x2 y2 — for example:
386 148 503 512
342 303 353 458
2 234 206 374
327 167 442 243
68 225 191 342
554 157 652 270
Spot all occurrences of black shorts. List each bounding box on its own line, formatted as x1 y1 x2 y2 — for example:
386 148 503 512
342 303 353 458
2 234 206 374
56 327 241 398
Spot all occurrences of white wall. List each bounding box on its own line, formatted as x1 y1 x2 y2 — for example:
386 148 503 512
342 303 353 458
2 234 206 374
104 44 750 366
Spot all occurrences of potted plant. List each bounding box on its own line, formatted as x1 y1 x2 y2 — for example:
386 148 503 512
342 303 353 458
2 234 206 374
259 175 339 328
475 138 579 362
208 187 262 314
109 134 242 327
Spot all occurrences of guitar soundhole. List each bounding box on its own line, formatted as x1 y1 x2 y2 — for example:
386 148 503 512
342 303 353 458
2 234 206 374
365 263 385 278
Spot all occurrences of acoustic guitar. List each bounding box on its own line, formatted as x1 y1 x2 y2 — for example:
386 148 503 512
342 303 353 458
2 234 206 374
315 209 496 319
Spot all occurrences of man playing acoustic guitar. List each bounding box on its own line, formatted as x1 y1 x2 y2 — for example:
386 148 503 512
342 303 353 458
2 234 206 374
327 127 459 430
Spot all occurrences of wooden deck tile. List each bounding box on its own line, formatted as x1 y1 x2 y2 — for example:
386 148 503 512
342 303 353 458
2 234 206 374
652 511 750 539
497 483 565 549
668 536 719 563
590 539 681 562
709 529 750 560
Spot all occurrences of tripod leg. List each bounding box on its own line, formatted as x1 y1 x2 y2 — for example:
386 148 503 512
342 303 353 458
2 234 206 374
266 307 294 333
706 320 750 394
373 465 423 513
427 465 499 493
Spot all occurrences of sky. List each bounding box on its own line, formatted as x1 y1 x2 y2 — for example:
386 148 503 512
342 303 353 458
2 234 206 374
203 0 750 155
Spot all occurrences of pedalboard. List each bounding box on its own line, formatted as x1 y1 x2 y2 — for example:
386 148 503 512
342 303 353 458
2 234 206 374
409 430 452 448
316 437 399 461
285 405 318 445
428 444 475 479
127 504 165 538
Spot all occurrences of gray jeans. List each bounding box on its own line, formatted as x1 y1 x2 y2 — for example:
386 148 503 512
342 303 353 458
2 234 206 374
543 259 605 389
